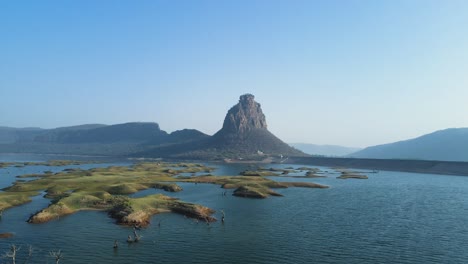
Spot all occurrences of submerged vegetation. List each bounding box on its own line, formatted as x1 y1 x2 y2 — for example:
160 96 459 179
0 161 328 226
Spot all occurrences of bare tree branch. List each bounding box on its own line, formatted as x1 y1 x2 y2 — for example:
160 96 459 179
49 249 62 264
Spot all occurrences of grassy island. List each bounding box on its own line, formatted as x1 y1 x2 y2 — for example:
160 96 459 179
0 161 328 226
336 170 369 179
239 170 280 176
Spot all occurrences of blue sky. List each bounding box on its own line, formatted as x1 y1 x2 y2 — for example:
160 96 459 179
1 0 468 147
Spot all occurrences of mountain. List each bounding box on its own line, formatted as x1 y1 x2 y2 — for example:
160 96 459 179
290 143 361 157
349 128 468 162
166 129 209 144
1 94 304 159
0 127 44 144
0 123 208 156
33 122 166 144
139 94 305 159
208 94 302 156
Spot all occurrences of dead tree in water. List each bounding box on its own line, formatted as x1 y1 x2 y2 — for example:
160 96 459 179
24 245 33 263
133 228 141 242
3 244 19 264
49 250 62 264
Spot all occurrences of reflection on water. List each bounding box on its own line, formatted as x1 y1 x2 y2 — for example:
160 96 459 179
1 155 468 263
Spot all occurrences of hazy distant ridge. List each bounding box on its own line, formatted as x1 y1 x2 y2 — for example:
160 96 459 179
349 128 468 162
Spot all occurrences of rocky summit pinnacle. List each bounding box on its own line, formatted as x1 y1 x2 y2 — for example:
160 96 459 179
207 94 305 158
220 94 267 134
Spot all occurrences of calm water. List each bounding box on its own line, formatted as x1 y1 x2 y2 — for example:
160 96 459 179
1 154 468 263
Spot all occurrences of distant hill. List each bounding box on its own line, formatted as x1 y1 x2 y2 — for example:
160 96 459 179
0 124 108 144
165 129 209 144
53 124 107 131
349 128 468 162
0 123 208 156
0 127 44 144
290 143 361 157
34 122 166 144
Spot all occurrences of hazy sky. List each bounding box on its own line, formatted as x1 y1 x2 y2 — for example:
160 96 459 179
1 0 468 148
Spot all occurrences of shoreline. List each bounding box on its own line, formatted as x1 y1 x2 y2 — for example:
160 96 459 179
290 157 468 176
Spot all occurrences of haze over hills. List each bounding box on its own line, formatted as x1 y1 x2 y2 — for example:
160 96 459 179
0 124 110 144
0 127 43 144
290 143 361 157
349 128 468 162
0 94 304 159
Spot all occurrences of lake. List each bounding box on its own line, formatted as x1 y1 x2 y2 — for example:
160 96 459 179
1 154 468 263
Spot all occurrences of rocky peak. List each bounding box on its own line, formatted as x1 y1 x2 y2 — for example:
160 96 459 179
220 94 268 134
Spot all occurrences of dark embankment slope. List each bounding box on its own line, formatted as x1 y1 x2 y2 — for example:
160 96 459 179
290 143 361 156
291 156 468 176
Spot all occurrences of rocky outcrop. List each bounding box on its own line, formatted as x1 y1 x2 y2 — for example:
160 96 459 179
27 204 75 224
220 94 267 134
152 183 183 192
208 94 305 157
170 202 217 222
